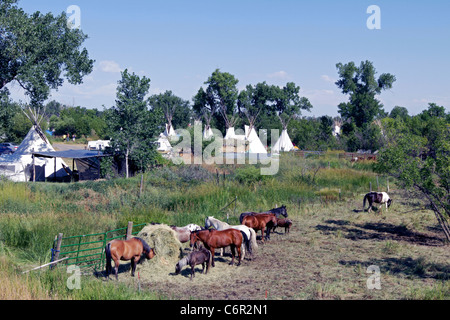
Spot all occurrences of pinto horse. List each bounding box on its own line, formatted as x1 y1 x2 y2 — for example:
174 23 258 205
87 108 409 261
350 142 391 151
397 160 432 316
239 205 288 224
105 237 155 280
363 192 392 213
241 213 277 242
170 224 203 243
190 229 243 267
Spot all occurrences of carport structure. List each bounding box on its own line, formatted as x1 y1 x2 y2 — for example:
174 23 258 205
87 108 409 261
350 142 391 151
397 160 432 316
32 149 109 182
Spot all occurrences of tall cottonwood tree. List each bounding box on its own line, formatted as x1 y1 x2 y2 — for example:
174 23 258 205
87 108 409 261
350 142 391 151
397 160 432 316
106 70 162 177
0 0 93 106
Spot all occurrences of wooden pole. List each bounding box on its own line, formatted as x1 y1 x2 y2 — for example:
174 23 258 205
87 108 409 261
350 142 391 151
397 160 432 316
139 174 144 198
23 257 69 274
51 233 63 270
32 154 35 182
126 221 133 240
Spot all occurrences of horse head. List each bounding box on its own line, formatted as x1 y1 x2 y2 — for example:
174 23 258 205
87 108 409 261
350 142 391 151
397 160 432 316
280 205 288 218
146 247 156 259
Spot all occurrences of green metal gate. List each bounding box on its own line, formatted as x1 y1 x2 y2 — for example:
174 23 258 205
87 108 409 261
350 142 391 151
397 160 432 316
50 223 147 272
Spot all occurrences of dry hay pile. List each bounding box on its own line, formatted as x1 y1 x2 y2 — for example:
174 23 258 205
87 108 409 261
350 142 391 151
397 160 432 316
135 224 184 278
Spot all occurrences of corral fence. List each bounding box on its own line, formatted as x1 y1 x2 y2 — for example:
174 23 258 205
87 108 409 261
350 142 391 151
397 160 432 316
50 222 148 273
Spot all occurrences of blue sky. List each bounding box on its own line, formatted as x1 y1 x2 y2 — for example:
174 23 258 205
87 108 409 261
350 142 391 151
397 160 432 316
8 0 450 117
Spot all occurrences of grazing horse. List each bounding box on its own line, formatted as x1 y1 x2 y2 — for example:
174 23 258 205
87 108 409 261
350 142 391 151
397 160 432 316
170 224 203 243
190 229 243 267
272 218 293 234
239 205 288 224
204 216 258 259
105 237 155 280
242 213 277 242
363 192 392 213
175 247 212 280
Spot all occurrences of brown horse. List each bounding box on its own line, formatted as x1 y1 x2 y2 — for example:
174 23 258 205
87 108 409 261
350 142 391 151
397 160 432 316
242 213 277 242
190 229 243 267
273 218 292 234
105 237 155 280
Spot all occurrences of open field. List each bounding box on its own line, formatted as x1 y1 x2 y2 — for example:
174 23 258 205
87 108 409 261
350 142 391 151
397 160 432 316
0 153 448 300
114 188 449 300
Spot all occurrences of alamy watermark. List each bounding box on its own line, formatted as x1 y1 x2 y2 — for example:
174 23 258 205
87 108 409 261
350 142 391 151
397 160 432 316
367 5 381 30
366 265 381 290
67 5 81 30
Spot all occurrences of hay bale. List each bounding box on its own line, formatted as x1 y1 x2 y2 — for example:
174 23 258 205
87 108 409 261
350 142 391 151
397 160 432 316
135 224 183 277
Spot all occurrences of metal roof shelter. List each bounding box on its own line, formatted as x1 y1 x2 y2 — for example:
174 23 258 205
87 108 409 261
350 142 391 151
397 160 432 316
32 150 109 181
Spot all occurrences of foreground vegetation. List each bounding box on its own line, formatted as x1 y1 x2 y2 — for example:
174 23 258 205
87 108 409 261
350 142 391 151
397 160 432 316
0 153 448 300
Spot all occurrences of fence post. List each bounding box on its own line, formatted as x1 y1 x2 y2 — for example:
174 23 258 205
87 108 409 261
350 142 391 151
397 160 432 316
51 233 63 270
126 221 133 240
387 177 390 192
370 182 372 192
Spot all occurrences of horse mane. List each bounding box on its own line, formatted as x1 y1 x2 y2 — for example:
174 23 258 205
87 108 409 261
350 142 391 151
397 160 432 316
134 237 152 253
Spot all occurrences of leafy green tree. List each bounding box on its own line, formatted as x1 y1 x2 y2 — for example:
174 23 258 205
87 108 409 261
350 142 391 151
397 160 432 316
376 116 450 241
106 69 163 177
203 69 239 133
193 87 217 132
389 106 409 119
0 0 94 106
335 60 395 128
237 82 277 131
273 82 312 130
149 90 191 132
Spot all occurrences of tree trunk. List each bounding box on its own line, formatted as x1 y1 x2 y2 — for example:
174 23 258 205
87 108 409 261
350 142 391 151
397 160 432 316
125 148 129 179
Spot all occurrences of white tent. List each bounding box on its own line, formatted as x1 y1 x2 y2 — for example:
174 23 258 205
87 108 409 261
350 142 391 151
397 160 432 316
272 129 294 153
245 125 267 154
203 125 214 140
224 127 245 141
156 133 172 153
164 123 176 138
0 125 70 182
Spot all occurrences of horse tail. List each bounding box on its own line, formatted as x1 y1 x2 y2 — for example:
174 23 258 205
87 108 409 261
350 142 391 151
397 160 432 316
105 242 112 277
240 230 249 252
248 228 258 253
363 193 368 210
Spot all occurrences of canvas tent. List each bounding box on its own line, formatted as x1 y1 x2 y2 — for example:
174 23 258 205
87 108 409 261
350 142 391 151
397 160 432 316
164 123 177 138
32 150 107 181
0 125 71 182
224 127 245 141
245 125 267 154
157 133 172 153
272 129 294 153
203 125 214 140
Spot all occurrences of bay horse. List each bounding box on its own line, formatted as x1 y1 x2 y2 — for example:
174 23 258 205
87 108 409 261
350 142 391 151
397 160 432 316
105 237 155 280
239 205 288 224
190 229 243 267
241 213 277 242
175 247 212 280
363 192 392 213
204 216 258 259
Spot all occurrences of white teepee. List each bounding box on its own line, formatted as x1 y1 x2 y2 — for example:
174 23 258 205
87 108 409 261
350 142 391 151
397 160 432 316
245 125 267 154
156 133 172 153
272 129 294 153
164 123 177 138
203 125 214 140
0 125 70 182
224 127 245 141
